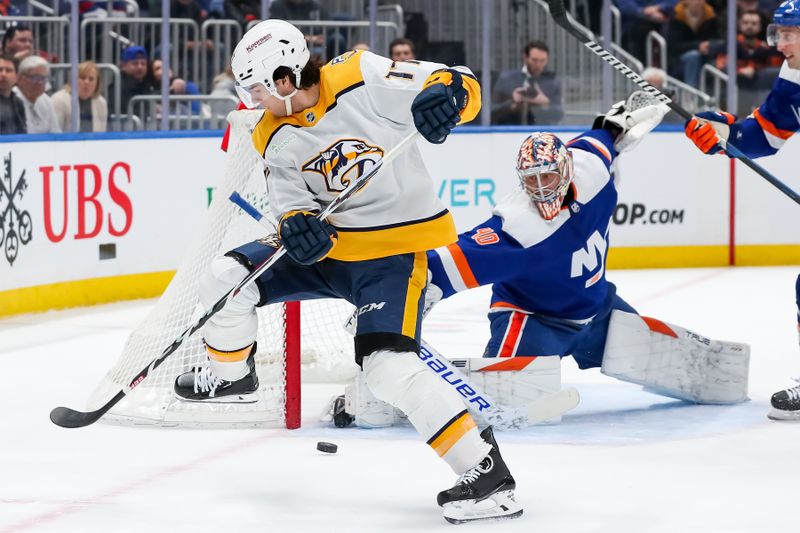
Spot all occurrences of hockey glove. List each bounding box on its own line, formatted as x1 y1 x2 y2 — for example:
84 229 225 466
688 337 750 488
279 210 338 265
593 91 670 153
684 111 736 155
411 69 468 144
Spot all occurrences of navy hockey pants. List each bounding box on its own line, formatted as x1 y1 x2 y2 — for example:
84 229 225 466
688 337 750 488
483 282 637 369
228 239 428 365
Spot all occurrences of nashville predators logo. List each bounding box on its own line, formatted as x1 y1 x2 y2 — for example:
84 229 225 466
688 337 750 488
302 139 384 192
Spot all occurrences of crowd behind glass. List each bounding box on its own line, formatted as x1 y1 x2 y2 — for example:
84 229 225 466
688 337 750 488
0 0 787 134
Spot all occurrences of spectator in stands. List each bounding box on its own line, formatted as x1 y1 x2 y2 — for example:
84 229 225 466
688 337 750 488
13 56 59 133
667 0 721 88
0 55 26 134
712 9 783 85
268 0 347 59
389 38 416 61
51 60 108 133
1 25 34 62
491 41 563 125
2 24 58 63
118 45 156 116
641 66 684 123
642 66 670 92
209 65 238 117
616 0 677 60
152 58 202 114
225 0 261 29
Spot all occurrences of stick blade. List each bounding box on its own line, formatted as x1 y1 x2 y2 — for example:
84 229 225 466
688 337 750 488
50 406 102 428
526 387 580 424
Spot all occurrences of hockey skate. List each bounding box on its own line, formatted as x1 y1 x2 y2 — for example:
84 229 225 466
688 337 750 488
174 345 259 403
768 380 800 420
437 427 523 524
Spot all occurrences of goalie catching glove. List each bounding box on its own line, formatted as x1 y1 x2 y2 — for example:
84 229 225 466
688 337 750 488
593 91 670 152
278 210 338 265
684 111 736 155
411 69 468 144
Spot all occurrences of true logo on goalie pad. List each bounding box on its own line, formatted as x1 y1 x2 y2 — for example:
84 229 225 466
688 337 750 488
418 346 491 412
302 139 384 193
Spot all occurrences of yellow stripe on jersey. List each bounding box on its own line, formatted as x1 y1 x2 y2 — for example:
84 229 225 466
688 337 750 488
326 210 457 261
252 50 368 155
401 251 428 339
420 69 482 125
427 410 477 457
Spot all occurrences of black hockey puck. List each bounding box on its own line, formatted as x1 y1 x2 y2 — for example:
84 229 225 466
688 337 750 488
316 441 338 454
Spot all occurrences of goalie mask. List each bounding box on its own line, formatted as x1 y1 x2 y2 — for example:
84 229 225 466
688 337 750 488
516 133 574 221
231 19 310 114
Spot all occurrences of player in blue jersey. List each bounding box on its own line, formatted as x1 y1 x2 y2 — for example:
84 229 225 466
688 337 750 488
684 0 800 420
424 92 750 406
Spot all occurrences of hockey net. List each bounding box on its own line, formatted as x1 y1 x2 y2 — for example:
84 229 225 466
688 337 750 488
87 111 358 428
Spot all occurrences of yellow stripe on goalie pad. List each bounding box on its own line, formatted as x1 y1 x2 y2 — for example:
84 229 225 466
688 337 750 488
427 410 476 457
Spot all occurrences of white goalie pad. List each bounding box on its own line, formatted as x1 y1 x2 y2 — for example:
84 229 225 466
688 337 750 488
601 311 750 404
340 351 568 428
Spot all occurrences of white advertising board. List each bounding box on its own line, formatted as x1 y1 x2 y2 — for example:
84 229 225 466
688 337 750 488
0 136 226 293
1 128 796 313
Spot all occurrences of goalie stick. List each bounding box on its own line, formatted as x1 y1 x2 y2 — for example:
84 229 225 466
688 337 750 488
545 0 800 206
232 193 580 430
49 131 420 429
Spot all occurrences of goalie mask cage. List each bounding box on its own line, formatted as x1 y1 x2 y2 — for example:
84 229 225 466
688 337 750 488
87 111 358 428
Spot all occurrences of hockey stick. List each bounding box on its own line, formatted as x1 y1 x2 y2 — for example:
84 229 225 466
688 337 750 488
419 340 580 430
545 0 800 206
49 131 420 428
234 194 580 430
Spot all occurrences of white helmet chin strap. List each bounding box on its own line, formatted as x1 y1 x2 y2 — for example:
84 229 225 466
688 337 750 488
276 88 298 115
273 68 302 116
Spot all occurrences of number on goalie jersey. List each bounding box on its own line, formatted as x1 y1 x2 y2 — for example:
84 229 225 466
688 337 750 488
177 20 522 523
427 96 749 405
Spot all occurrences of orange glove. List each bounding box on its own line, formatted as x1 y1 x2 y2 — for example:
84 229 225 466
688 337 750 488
684 111 736 155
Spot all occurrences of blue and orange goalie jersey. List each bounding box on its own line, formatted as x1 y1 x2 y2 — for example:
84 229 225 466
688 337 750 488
731 61 800 157
427 129 621 322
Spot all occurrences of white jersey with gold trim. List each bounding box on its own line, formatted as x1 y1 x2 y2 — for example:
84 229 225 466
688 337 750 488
250 50 481 262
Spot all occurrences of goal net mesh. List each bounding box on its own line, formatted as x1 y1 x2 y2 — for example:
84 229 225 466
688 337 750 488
87 111 358 427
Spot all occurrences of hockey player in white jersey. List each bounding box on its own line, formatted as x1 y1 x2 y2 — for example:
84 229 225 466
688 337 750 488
684 0 800 420
423 93 750 407
173 20 521 523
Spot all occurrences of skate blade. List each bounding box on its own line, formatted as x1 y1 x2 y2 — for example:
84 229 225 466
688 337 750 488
768 407 800 421
443 490 523 525
173 392 259 404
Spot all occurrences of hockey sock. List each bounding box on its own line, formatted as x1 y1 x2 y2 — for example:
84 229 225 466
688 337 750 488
363 350 491 473
207 343 253 381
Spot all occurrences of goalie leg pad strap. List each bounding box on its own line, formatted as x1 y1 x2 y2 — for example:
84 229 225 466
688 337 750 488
363 350 490 473
601 310 750 404
199 255 260 351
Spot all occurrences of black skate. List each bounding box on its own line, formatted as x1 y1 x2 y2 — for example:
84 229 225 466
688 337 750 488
768 381 800 420
174 345 259 403
437 426 523 524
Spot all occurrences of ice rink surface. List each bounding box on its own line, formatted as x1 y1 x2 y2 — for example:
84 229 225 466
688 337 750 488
1 266 799 533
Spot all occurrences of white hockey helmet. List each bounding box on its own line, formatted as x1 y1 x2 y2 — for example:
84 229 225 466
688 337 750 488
231 19 310 111
515 132 574 221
